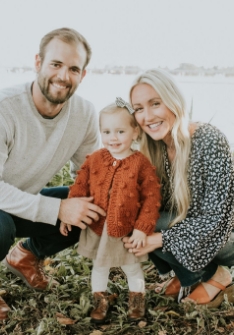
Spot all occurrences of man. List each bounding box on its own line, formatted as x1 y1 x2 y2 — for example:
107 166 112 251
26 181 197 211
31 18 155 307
0 27 105 320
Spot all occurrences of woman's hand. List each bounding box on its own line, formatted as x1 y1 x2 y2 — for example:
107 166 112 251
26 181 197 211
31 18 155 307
123 232 163 256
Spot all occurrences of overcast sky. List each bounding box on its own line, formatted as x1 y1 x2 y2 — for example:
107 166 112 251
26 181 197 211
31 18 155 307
1 0 234 69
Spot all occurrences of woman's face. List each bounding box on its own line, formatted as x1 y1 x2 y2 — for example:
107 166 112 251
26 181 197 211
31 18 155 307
131 83 176 146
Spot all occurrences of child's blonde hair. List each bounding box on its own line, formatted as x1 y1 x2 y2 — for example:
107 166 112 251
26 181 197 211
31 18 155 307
99 103 138 129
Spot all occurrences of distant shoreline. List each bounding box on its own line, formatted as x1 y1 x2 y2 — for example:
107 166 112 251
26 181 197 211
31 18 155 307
1 63 234 78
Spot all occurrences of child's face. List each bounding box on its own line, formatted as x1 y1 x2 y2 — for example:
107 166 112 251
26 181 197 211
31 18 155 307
100 110 139 159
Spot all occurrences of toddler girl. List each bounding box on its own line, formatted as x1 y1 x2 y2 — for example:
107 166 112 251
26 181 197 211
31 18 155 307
60 97 161 323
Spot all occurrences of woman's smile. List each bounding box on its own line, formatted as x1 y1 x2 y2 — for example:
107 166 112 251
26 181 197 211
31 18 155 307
131 83 175 147
147 121 163 129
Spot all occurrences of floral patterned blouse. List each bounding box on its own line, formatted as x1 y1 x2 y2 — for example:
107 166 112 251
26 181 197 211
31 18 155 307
161 123 234 272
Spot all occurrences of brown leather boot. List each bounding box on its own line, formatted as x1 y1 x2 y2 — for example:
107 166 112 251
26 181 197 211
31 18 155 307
2 241 58 290
90 292 117 323
128 292 145 320
0 296 10 320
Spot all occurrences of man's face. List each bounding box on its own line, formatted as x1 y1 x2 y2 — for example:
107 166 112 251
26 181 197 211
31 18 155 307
35 38 87 104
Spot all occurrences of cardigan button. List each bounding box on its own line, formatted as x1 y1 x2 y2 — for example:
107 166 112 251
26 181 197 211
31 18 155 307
113 161 117 166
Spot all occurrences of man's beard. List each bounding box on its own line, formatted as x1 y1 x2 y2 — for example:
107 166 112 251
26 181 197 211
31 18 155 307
37 74 76 104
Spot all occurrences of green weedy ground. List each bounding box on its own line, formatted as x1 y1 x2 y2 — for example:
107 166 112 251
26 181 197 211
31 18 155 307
1 164 234 334
1 252 234 334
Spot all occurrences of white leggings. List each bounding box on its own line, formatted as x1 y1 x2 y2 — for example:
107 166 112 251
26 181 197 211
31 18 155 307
91 260 145 293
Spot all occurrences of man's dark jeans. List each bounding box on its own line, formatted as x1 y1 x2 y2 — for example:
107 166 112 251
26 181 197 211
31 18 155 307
0 187 81 260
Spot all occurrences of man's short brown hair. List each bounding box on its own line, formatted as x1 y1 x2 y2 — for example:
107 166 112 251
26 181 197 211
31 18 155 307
39 27 92 69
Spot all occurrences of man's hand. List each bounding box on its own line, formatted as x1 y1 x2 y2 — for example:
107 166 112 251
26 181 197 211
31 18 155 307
128 229 146 249
58 197 106 230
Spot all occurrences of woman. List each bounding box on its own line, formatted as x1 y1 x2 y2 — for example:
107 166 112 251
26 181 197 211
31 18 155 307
123 68 234 307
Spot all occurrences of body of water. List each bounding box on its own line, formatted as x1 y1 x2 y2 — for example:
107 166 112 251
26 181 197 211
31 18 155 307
1 70 234 147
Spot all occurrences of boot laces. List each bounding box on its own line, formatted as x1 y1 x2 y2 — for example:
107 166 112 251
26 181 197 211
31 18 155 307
95 294 108 312
131 294 143 309
35 260 47 280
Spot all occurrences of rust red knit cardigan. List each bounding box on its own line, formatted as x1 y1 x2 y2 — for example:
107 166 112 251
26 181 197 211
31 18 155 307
69 148 161 237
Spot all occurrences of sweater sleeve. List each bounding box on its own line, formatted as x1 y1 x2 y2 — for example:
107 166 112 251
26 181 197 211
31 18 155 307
0 119 60 225
134 158 161 235
162 126 234 272
68 157 91 198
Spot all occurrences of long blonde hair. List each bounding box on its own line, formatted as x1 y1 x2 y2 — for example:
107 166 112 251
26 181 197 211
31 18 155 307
130 69 191 225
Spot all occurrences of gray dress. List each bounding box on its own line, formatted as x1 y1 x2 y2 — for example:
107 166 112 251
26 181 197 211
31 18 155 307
78 222 147 267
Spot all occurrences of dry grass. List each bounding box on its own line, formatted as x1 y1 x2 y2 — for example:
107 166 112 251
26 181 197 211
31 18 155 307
1 169 234 334
1 244 234 335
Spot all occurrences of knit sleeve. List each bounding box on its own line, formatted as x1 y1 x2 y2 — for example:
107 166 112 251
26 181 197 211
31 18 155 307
162 125 234 272
134 157 161 235
68 156 91 198
0 114 61 225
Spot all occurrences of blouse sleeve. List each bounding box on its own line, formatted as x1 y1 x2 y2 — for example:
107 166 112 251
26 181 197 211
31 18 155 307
162 125 234 272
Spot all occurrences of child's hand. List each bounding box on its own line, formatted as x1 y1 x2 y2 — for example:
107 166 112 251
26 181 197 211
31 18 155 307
60 222 72 236
128 229 146 249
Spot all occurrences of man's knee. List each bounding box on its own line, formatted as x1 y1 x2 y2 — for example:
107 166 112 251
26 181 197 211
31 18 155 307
40 186 69 199
0 210 16 260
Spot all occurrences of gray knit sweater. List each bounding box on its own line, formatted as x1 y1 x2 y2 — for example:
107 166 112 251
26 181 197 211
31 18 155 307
0 82 99 225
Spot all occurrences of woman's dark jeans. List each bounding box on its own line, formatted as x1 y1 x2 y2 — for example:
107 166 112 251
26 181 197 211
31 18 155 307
0 187 81 260
150 212 234 287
